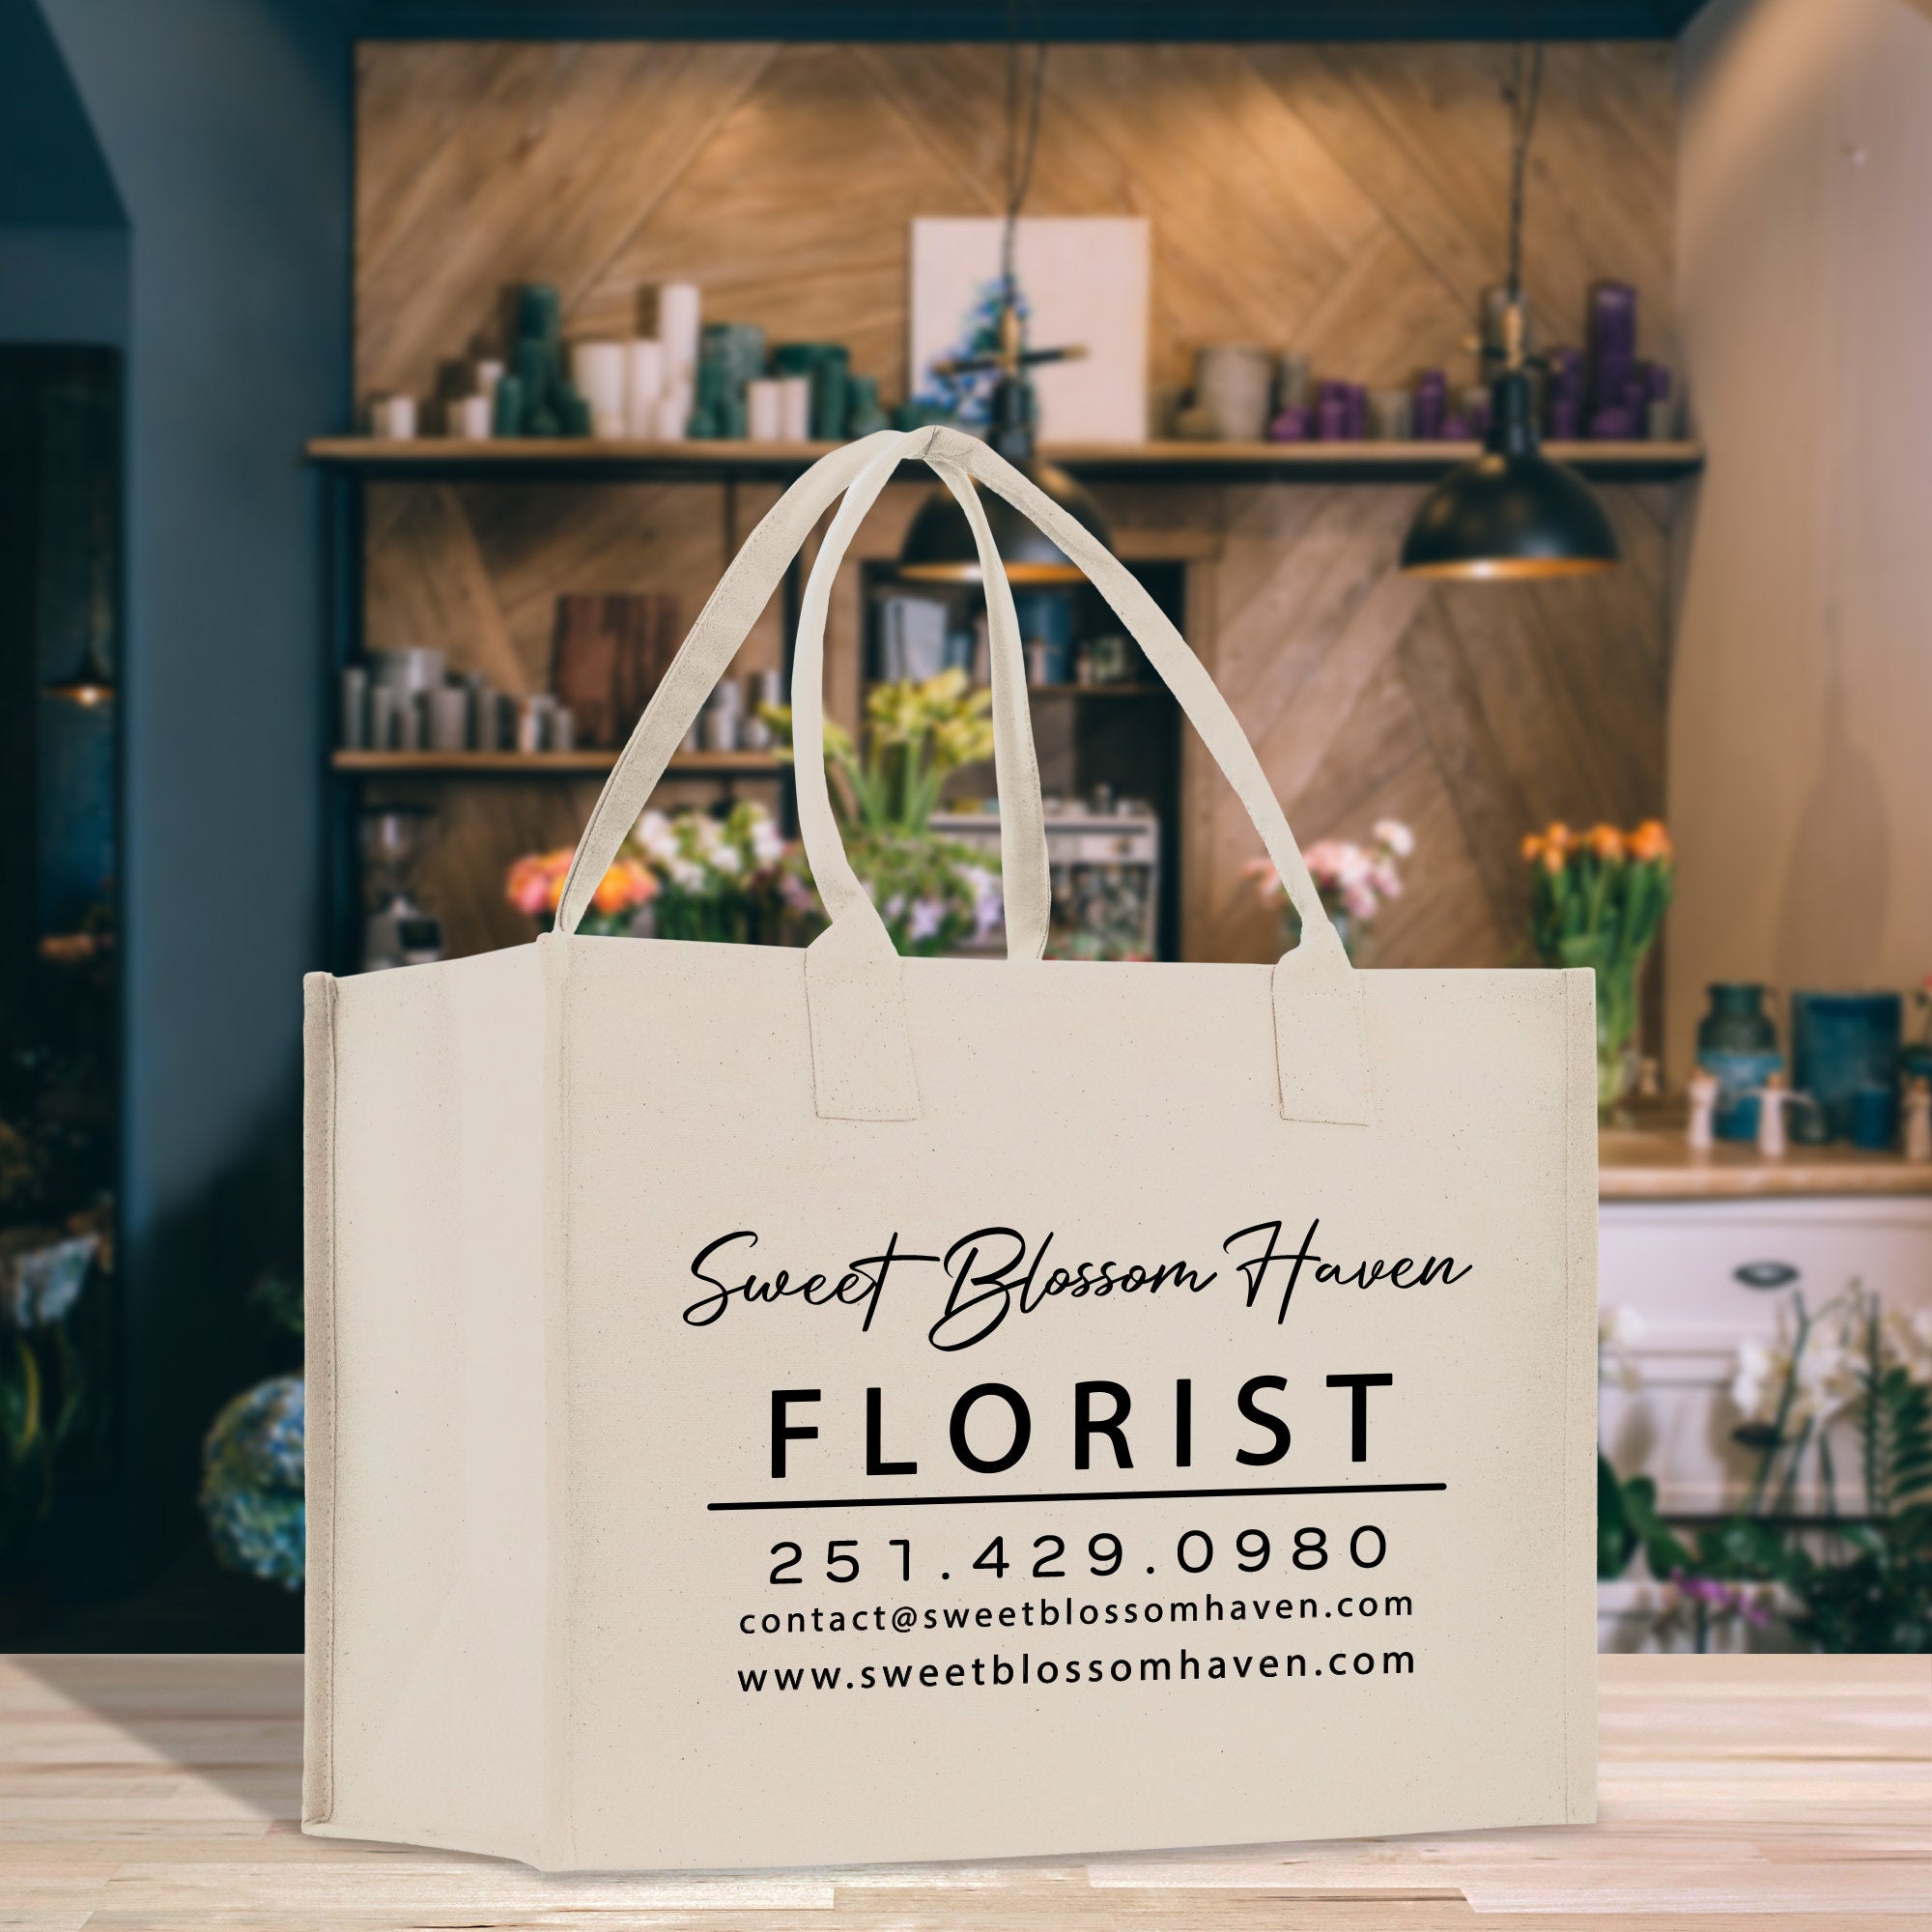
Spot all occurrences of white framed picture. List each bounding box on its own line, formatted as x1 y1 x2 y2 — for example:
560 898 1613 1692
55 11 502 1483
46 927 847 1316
909 216 1150 444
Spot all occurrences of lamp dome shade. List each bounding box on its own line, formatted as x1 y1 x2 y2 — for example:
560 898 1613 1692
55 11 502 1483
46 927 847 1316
1400 448 1620 580
897 454 1109 584
1400 372 1618 581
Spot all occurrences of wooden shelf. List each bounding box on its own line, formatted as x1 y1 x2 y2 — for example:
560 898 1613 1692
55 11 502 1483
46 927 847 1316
305 435 1706 485
330 750 786 777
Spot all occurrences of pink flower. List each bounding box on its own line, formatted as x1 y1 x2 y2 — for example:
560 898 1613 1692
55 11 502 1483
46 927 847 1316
506 849 572 917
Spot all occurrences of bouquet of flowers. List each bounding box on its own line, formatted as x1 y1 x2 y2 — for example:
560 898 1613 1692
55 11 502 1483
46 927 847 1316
508 801 808 947
507 847 656 937
630 800 803 945
1244 819 1413 962
843 828 1003 957
765 671 1006 957
1521 819 1673 1112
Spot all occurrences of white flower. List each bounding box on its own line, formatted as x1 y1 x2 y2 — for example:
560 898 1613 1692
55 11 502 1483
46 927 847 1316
1374 818 1415 858
907 898 944 944
633 810 676 864
1600 1303 1647 1350
750 817 785 868
666 856 705 893
1730 1339 1781 1422
1599 1303 1646 1391
1884 1305 1932 1380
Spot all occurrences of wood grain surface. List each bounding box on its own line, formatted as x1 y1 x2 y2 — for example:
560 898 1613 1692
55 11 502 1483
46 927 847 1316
353 42 1679 971
0 1655 1924 1928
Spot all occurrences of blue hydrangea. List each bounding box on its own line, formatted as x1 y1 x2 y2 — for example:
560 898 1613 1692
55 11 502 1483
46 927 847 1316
200 1374 304 1591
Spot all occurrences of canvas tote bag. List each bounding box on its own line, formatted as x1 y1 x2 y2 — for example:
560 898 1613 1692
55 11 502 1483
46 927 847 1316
304 425 1599 1873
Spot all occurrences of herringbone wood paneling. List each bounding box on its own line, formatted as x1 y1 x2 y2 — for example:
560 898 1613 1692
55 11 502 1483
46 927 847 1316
356 42 1677 972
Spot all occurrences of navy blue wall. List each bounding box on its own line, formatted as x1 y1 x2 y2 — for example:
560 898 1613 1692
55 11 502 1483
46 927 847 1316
19 0 349 1585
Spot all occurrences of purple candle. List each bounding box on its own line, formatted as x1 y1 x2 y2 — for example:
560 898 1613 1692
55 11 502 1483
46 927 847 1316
1547 396 1580 440
1348 384 1369 439
1440 413 1470 441
1546 345 1584 404
1590 282 1638 355
1589 281 1639 413
1588 405 1634 440
1316 394 1349 440
1267 402 1311 441
1413 369 1446 439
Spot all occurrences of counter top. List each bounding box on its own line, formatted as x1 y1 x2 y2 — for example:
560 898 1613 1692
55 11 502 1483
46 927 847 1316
1600 1119 1932 1202
0 1653 1922 1928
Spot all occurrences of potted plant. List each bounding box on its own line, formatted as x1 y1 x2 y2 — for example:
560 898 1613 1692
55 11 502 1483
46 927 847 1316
1601 1282 1932 1652
1521 820 1673 1114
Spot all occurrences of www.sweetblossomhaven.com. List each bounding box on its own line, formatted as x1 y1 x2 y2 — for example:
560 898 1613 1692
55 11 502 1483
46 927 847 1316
736 1646 1415 1693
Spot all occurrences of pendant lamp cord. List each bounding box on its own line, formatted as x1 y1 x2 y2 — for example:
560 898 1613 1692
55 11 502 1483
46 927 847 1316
1504 43 1544 303
1001 1 1048 304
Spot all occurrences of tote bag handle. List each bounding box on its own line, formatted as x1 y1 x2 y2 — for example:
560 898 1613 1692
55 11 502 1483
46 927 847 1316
783 428 1371 1129
558 425 1372 1131
556 430 1051 957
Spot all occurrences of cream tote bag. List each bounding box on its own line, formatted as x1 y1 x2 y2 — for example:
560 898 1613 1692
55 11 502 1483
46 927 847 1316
304 425 1599 1873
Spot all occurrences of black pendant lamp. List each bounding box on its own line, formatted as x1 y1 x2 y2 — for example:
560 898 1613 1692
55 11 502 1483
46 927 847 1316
1401 47 1618 582
897 29 1109 585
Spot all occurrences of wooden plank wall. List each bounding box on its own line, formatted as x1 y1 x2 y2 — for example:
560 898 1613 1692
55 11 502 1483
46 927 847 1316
356 41 1678 967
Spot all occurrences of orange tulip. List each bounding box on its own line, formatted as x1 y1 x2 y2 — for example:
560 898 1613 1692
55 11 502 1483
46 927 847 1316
1587 824 1626 862
1628 819 1672 863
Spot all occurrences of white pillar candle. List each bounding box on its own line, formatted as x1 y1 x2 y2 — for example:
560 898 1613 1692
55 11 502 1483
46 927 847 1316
448 393 493 440
473 358 505 404
370 394 417 440
656 388 692 440
624 339 664 437
746 377 784 441
427 685 471 752
779 373 811 441
569 341 628 440
656 282 701 398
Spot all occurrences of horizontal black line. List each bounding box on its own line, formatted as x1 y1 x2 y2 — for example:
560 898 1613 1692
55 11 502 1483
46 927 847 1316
707 1482 1448 1513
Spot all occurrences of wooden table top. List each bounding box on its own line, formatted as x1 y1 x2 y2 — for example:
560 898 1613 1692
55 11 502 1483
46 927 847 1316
1 1654 1925 1929
1599 1123 1932 1200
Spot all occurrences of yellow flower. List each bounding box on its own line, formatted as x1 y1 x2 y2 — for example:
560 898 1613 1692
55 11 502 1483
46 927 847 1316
1587 823 1626 863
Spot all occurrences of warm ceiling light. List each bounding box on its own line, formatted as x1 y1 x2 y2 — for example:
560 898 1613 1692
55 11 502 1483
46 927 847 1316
1401 365 1618 580
43 633 116 705
1401 45 1619 582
